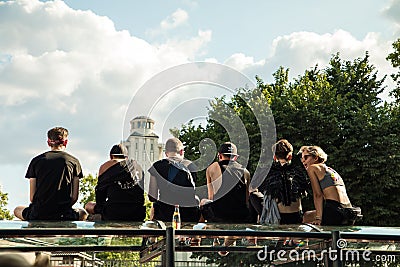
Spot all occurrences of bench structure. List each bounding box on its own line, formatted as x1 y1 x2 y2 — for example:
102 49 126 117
0 221 399 266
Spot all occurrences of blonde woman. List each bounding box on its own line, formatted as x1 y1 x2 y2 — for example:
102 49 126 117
299 146 355 226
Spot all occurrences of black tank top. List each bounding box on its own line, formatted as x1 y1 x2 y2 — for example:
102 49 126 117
212 160 248 220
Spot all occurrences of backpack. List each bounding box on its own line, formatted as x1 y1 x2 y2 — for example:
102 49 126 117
166 159 195 188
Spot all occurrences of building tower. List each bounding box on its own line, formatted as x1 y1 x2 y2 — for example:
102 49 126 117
123 116 163 189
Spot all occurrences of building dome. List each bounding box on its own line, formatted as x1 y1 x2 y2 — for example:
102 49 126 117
129 116 158 138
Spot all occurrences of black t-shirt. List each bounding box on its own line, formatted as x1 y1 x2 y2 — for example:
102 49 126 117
148 158 198 207
148 158 200 222
25 150 83 219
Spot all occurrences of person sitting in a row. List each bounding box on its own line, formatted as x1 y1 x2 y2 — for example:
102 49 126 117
148 137 200 222
299 145 361 226
13 128 358 226
249 139 309 225
85 144 146 221
14 127 87 221
200 142 251 223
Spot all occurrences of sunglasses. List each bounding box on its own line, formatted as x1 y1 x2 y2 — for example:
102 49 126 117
301 154 313 161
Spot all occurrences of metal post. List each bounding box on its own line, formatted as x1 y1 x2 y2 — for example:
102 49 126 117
331 230 342 267
166 227 175 267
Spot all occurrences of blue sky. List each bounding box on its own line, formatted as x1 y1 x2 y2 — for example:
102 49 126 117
0 0 399 211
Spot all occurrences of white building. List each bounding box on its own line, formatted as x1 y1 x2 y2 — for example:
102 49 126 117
123 116 163 189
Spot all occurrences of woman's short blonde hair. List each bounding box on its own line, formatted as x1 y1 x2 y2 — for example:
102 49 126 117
298 145 328 163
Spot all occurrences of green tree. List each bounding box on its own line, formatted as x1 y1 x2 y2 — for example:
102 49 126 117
0 190 13 220
386 38 400 101
185 50 400 265
79 174 97 206
179 51 398 228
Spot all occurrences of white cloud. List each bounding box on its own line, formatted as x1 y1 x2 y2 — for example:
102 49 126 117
227 29 396 102
267 30 395 92
224 53 265 72
0 0 213 210
160 8 188 30
146 8 189 38
0 0 210 170
157 30 212 61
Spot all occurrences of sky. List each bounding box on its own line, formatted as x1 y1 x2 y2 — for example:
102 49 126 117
0 0 399 211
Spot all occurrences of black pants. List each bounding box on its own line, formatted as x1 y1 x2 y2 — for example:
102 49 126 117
102 203 146 221
22 204 79 221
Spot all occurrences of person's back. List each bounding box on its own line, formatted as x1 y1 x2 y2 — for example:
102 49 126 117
250 139 308 225
201 142 250 223
30 150 81 219
85 144 146 221
96 160 145 220
150 158 197 206
262 160 308 224
148 138 200 222
14 127 86 221
210 159 250 222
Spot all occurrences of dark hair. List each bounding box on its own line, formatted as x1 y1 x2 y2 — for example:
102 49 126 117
110 144 128 159
47 127 69 147
272 139 293 160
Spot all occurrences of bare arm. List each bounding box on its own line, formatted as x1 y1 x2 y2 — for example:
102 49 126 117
307 165 324 225
206 163 218 200
244 169 251 205
148 175 158 202
70 177 80 205
29 178 36 203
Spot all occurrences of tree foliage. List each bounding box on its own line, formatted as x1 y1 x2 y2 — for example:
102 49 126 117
0 190 13 220
178 47 400 229
79 174 97 207
386 38 400 101
183 45 400 265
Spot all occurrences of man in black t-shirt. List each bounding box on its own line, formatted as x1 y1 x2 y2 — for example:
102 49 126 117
148 137 200 222
14 127 87 221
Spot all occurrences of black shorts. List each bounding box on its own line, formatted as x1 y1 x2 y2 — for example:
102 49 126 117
22 204 79 221
322 199 350 226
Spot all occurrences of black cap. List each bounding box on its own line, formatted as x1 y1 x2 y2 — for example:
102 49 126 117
218 142 238 156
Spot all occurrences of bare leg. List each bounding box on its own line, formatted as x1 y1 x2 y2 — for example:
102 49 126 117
84 201 96 214
77 208 88 221
302 210 316 223
13 206 27 220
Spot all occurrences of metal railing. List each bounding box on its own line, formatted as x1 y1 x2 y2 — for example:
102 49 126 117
1 224 400 267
